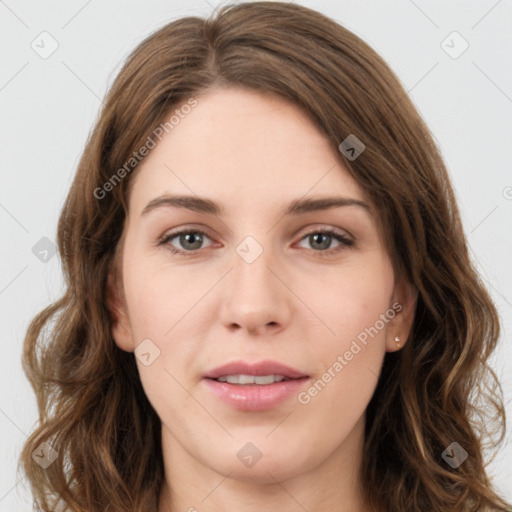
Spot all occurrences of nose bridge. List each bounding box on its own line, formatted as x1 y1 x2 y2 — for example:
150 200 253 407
218 231 289 333
231 232 279 296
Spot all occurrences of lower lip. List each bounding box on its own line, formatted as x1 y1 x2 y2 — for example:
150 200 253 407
203 377 310 411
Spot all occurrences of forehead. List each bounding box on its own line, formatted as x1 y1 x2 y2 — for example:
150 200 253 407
128 86 367 216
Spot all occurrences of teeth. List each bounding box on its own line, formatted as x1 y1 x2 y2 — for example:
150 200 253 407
216 374 288 385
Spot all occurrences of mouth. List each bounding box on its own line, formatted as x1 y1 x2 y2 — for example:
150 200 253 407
202 360 310 410
208 374 297 385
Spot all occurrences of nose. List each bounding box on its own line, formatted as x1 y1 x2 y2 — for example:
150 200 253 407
218 242 291 336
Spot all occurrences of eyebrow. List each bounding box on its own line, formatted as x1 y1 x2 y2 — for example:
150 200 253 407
141 194 371 217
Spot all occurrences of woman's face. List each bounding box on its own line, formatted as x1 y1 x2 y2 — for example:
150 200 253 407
109 86 415 485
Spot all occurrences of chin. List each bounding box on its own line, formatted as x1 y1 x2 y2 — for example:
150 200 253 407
203 441 314 484
214 462 303 485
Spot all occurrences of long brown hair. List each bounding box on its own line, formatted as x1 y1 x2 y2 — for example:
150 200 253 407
19 2 511 511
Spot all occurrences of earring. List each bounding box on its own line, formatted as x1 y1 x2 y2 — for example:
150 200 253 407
394 336 401 348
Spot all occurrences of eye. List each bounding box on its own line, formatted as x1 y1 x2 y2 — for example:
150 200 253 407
159 228 213 255
296 228 353 256
158 227 353 256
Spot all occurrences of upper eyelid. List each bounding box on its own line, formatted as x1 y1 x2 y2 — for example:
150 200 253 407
161 224 352 240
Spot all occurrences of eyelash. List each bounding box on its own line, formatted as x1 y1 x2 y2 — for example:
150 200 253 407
158 227 354 258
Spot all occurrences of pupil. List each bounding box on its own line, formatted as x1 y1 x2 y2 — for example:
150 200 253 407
182 233 202 249
311 233 330 250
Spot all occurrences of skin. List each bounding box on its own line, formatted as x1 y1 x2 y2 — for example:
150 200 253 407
108 86 416 512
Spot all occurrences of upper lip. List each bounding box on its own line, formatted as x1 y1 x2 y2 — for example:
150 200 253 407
203 360 309 380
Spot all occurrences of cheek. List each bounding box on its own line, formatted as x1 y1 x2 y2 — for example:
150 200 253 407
120 253 211 402
121 253 201 341
296 256 394 406
297 254 395 341
120 257 202 415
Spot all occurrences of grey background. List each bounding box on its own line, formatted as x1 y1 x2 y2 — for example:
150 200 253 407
1 0 511 509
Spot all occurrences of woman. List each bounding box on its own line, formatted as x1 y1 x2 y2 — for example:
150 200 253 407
19 2 511 511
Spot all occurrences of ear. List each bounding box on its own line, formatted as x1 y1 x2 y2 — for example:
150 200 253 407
385 277 417 352
106 270 134 352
